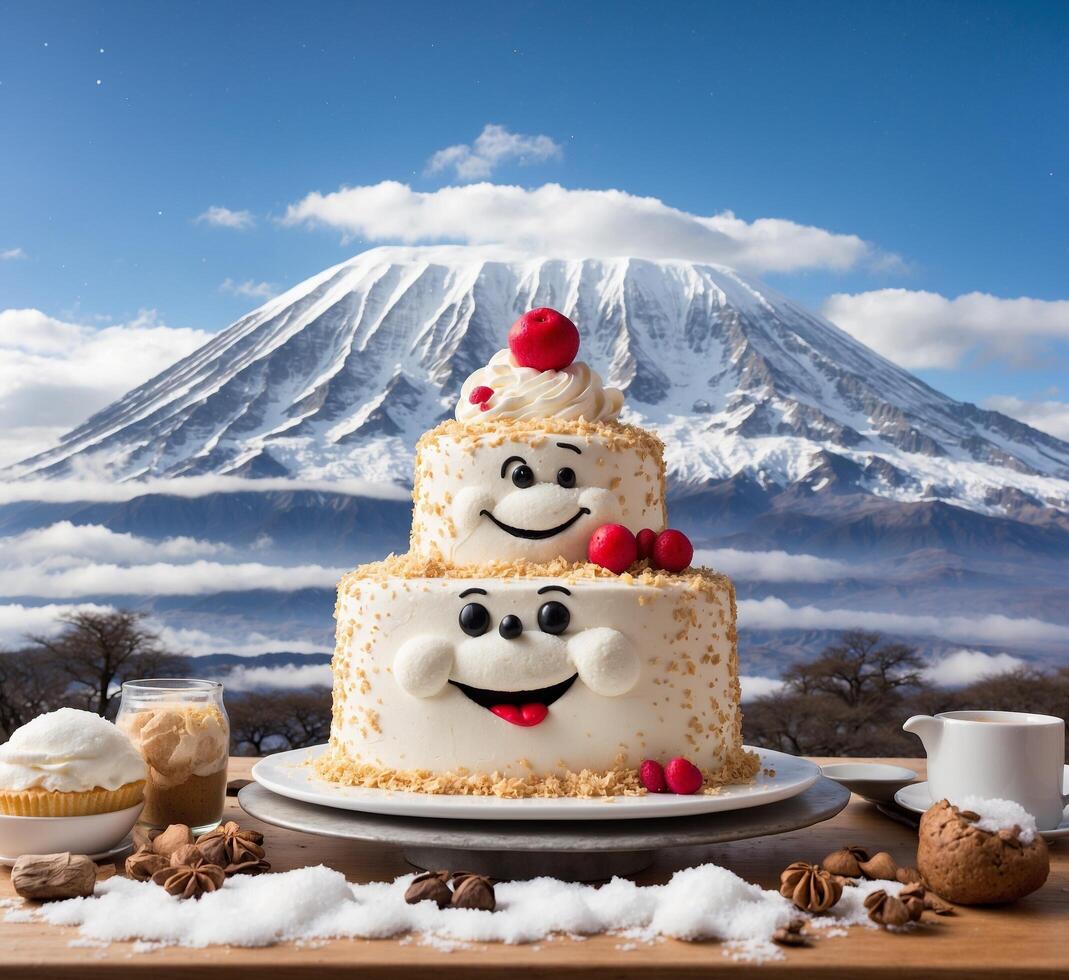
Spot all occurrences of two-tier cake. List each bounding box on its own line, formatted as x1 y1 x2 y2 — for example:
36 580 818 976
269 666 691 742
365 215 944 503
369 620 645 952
317 308 758 797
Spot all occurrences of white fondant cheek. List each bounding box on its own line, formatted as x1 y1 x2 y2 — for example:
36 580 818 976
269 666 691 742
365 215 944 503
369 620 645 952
489 483 585 530
567 628 639 697
451 487 495 540
577 486 621 524
393 636 454 698
451 633 573 691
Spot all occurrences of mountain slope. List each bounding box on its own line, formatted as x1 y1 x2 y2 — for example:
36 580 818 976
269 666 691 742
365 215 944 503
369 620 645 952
12 245 1069 518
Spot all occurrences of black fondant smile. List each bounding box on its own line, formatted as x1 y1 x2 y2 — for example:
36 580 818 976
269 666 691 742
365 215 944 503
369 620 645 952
479 507 590 540
449 674 578 710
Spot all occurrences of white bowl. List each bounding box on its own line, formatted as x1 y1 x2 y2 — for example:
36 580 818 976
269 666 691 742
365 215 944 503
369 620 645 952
0 801 144 863
820 763 917 805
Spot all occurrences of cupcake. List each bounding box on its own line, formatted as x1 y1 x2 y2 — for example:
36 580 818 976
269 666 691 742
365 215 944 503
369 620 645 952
0 708 147 816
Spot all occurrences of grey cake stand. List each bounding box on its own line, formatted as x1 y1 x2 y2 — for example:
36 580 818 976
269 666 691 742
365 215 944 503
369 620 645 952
239 777 849 882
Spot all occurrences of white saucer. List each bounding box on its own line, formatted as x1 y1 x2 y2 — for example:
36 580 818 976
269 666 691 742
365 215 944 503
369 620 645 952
252 745 819 822
0 834 134 868
894 777 1069 841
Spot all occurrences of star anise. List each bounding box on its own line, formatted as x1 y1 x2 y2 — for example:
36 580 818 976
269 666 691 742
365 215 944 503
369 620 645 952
404 870 452 908
196 821 269 876
779 861 843 913
864 889 911 928
450 872 496 911
125 846 169 882
151 844 226 899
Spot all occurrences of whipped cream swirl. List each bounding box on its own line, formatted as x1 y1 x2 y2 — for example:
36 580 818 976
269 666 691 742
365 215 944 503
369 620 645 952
456 349 624 423
0 707 146 793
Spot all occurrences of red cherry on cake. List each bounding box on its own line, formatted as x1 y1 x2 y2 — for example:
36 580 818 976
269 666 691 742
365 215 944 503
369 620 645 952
664 756 703 795
639 759 667 793
636 528 657 561
651 529 694 573
508 308 580 371
587 524 638 574
468 385 494 405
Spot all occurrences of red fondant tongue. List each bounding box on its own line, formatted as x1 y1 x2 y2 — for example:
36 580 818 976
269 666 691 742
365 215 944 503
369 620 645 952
490 703 549 727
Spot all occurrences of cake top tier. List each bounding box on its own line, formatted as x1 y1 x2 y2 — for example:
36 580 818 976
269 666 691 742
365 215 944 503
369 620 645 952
455 308 624 424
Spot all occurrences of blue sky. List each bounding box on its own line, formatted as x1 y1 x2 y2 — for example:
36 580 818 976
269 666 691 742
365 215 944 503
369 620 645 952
1 0 1067 460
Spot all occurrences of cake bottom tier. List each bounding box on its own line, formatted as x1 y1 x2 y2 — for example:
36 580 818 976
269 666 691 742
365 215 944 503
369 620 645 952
319 558 758 797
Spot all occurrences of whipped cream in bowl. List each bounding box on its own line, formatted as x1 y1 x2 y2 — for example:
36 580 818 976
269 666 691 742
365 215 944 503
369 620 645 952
456 349 624 423
0 708 146 862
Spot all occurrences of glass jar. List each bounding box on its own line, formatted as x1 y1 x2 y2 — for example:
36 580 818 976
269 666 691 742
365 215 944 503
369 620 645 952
116 678 230 835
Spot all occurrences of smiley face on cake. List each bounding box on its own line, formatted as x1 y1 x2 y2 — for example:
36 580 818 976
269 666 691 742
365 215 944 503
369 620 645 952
392 582 639 727
410 310 666 564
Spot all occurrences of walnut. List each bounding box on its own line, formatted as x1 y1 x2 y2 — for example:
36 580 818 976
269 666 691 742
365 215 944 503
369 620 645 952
151 844 225 899
196 821 269 876
450 872 496 911
858 851 898 881
778 861 843 913
821 845 869 878
11 853 97 901
864 889 911 928
125 846 169 882
404 870 452 908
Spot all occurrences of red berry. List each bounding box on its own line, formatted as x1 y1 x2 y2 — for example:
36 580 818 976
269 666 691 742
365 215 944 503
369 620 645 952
639 759 667 793
469 385 494 405
636 528 657 560
508 308 580 371
664 756 703 795
652 529 693 573
587 524 638 574
479 402 491 412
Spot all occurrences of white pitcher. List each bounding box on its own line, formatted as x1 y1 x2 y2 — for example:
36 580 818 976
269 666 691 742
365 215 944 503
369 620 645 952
903 710 1069 830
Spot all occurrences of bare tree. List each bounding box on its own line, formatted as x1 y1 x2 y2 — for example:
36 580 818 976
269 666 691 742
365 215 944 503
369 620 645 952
227 690 331 755
0 648 66 739
28 611 187 717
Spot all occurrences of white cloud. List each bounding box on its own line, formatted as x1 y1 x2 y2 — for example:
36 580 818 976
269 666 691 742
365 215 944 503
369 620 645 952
694 548 854 582
982 395 1069 441
739 675 786 701
1 247 26 260
223 662 332 690
0 308 210 467
283 181 886 274
822 289 1069 369
196 206 255 230
0 602 115 645
3 522 226 564
922 649 1027 687
0 560 342 599
738 596 1069 648
0 474 411 505
220 278 275 300
426 124 562 180
158 625 331 657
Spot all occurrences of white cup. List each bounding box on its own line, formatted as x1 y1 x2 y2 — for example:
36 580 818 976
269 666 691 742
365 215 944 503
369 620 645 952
903 710 1069 830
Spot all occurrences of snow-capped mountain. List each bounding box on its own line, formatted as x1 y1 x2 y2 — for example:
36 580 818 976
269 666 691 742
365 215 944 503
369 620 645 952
13 246 1069 519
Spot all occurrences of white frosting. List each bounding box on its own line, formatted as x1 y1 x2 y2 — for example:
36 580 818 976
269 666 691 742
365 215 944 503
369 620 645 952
411 431 666 564
330 575 741 777
0 707 146 793
456 349 623 423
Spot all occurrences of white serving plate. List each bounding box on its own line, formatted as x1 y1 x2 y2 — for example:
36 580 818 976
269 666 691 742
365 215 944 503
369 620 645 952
252 745 818 821
0 801 143 865
894 771 1069 841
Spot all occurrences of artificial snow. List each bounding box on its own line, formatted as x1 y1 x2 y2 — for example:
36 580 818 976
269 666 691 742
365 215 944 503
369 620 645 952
956 795 1038 844
5 863 906 962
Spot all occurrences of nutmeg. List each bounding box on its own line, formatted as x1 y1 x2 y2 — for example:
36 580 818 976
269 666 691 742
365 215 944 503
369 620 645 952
858 851 898 881
125 846 169 882
404 870 452 909
450 872 496 911
151 823 195 858
821 845 869 878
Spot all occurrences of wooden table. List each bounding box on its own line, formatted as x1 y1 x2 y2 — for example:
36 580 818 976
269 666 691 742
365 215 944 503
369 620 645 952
2 758 1066 977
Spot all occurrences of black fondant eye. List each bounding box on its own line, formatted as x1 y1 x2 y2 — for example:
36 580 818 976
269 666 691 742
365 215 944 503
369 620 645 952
537 600 570 635
459 602 491 637
511 464 535 489
556 467 576 489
